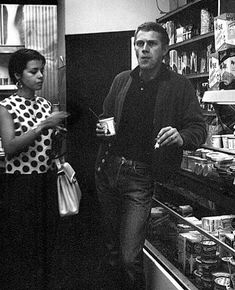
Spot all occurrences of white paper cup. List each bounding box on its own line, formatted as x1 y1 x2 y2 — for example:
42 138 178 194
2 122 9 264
211 135 222 148
228 135 235 150
99 117 116 136
222 134 231 149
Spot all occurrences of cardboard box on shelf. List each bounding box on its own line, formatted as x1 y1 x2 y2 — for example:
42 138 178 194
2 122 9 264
169 50 178 72
177 231 202 274
176 26 184 43
220 55 235 85
214 13 235 51
209 52 221 89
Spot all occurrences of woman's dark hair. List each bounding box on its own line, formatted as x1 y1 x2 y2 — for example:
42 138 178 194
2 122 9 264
134 22 169 46
8 48 46 84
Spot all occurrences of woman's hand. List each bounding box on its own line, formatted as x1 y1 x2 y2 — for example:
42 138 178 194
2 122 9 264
40 111 70 130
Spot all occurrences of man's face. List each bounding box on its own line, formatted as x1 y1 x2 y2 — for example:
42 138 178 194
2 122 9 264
134 30 168 71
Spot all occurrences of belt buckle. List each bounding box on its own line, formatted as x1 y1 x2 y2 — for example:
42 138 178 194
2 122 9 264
124 157 134 167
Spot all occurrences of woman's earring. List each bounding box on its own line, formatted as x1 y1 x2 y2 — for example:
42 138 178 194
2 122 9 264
16 80 23 89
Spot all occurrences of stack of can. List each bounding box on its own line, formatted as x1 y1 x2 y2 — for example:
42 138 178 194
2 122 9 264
200 240 218 289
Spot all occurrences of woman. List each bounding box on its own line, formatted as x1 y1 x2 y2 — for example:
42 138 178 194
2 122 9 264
0 48 68 289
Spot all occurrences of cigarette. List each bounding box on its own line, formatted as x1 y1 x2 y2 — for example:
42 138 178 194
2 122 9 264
154 141 160 149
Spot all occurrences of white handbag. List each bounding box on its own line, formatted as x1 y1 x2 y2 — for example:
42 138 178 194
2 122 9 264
55 158 82 217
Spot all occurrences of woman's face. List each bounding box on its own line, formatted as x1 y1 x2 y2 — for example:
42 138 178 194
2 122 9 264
17 59 45 92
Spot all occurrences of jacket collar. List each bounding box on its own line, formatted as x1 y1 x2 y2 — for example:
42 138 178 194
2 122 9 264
130 63 170 83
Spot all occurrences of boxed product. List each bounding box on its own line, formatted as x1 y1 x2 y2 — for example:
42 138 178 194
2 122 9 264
177 217 201 234
202 215 235 232
220 55 235 85
214 13 235 51
224 232 235 249
200 8 211 35
178 231 202 274
169 50 178 72
208 52 220 89
165 21 175 45
176 26 184 43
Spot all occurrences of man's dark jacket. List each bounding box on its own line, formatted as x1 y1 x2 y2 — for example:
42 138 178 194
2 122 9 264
96 64 207 181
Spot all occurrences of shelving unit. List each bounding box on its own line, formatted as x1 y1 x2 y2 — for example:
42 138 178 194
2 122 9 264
0 45 24 53
168 31 214 51
0 46 24 96
145 188 235 289
146 2 235 288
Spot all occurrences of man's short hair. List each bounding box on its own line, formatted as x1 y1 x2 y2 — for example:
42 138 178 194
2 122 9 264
134 22 169 46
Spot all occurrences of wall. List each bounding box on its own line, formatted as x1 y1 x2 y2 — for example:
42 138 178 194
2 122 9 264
63 0 170 35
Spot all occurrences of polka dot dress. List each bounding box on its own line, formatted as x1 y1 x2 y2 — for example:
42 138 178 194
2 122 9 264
0 94 54 174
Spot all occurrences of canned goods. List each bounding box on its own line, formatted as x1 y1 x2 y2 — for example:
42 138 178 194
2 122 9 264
193 270 202 288
221 256 232 272
196 256 203 273
201 275 214 289
212 272 230 281
230 258 235 289
201 240 217 258
201 258 218 277
214 277 231 290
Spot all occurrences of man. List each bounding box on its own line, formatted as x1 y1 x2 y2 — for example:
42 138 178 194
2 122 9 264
95 22 207 290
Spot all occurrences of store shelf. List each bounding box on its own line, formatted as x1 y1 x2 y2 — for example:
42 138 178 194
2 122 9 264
147 192 235 289
157 0 205 23
0 45 25 54
202 144 235 155
185 72 209 79
0 85 17 91
169 31 214 51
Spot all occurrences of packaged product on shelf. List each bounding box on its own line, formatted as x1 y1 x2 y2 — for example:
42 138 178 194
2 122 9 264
169 50 178 72
177 231 202 275
199 50 207 73
190 51 198 73
193 269 202 289
176 26 184 43
220 55 235 85
200 8 211 35
230 257 235 289
221 256 232 272
201 275 214 289
214 13 235 51
201 257 218 277
221 134 234 149
200 240 217 259
177 217 201 234
224 232 234 249
211 134 222 148
202 216 223 232
181 52 190 74
178 205 193 217
202 215 235 233
213 276 231 289
165 21 175 45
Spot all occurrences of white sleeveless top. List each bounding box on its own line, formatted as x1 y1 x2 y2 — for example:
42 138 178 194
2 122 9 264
0 94 54 174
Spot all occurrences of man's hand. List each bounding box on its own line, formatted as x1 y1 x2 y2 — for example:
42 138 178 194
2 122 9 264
155 126 183 148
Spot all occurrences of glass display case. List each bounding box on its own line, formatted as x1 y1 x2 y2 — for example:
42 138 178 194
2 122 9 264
144 166 235 290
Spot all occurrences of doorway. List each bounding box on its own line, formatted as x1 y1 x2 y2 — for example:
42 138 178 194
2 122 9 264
65 30 134 220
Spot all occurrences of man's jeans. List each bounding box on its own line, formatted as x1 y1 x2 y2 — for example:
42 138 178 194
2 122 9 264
95 155 154 290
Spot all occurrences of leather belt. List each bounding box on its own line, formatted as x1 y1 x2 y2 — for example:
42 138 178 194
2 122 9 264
111 155 150 168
